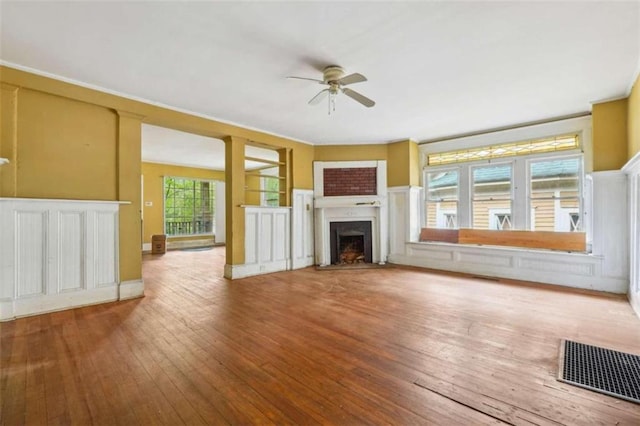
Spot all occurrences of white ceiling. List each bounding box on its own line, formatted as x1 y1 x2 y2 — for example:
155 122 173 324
1 2 639 146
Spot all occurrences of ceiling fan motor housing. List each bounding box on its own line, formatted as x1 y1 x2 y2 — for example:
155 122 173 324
323 65 345 83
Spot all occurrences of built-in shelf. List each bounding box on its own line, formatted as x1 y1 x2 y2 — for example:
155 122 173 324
245 173 285 180
244 143 289 207
245 156 284 166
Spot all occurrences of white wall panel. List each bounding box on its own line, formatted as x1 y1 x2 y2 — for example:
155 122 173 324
58 212 84 292
459 252 513 267
623 153 640 318
95 212 117 287
518 257 594 276
0 199 124 321
16 211 47 298
260 212 274 263
274 212 288 261
231 207 290 279
291 189 314 269
245 211 258 264
393 242 626 293
591 171 629 279
388 191 407 256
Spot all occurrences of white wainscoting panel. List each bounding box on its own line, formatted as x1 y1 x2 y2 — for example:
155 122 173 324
16 211 47 298
226 206 291 279
58 211 84 292
591 171 629 279
291 189 314 269
623 152 640 318
245 210 259 265
387 172 629 294
0 198 128 321
388 186 423 257
95 211 117 287
388 190 407 256
391 243 626 293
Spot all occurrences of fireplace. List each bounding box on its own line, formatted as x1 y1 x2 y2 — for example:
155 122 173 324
313 160 388 267
330 221 373 265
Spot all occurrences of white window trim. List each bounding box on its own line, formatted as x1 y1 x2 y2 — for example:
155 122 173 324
420 115 592 174
525 153 584 232
420 116 590 237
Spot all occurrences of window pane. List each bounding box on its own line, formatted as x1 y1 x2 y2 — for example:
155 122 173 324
427 134 579 166
425 201 458 229
530 158 580 199
164 177 217 236
529 158 581 231
425 170 458 229
472 165 511 229
260 167 280 207
426 170 458 201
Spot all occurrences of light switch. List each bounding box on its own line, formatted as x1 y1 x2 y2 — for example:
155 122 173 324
145 201 153 207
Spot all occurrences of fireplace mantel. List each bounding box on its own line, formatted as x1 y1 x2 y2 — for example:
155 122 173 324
314 195 384 209
313 161 388 266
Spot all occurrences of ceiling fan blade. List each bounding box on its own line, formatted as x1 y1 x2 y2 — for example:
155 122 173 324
338 73 367 86
287 76 324 84
342 88 375 108
308 89 329 105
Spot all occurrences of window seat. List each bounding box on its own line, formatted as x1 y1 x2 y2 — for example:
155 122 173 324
419 228 586 252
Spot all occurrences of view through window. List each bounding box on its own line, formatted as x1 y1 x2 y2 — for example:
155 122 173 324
424 137 583 233
164 177 217 236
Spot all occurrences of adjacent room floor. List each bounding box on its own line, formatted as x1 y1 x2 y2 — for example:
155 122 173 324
2 247 639 424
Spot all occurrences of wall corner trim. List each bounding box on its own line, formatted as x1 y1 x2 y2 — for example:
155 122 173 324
622 150 640 174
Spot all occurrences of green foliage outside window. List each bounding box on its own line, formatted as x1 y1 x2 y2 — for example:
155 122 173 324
164 177 216 236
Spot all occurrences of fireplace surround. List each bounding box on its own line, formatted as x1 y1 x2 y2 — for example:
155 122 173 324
314 161 388 266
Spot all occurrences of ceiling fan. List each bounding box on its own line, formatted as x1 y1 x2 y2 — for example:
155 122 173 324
288 65 375 114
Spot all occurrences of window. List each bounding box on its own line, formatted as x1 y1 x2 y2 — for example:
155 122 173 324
425 169 458 228
472 164 512 230
529 157 582 231
423 135 584 235
164 177 217 236
427 134 579 166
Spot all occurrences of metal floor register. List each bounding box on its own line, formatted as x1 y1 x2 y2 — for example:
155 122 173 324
558 339 640 404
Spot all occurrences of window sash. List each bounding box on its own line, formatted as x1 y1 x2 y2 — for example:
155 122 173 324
423 152 583 234
164 177 217 236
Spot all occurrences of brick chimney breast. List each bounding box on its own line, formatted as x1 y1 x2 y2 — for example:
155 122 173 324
323 167 377 196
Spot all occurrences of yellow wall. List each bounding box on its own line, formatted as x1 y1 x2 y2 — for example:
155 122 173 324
314 144 388 162
629 73 640 160
315 142 419 187
2 87 118 199
386 140 420 187
245 173 261 205
141 162 224 244
0 65 314 277
592 98 628 171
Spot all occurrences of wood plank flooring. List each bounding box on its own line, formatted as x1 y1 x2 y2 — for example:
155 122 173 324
2 246 640 425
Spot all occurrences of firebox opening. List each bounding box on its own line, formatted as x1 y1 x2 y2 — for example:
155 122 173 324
330 221 373 265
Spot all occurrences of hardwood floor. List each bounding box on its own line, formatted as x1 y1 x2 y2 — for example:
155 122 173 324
2 246 639 425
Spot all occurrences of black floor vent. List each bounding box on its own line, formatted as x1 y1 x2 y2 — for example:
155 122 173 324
558 340 640 404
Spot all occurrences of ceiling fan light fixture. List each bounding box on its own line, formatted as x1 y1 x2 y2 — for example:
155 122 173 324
288 65 375 114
